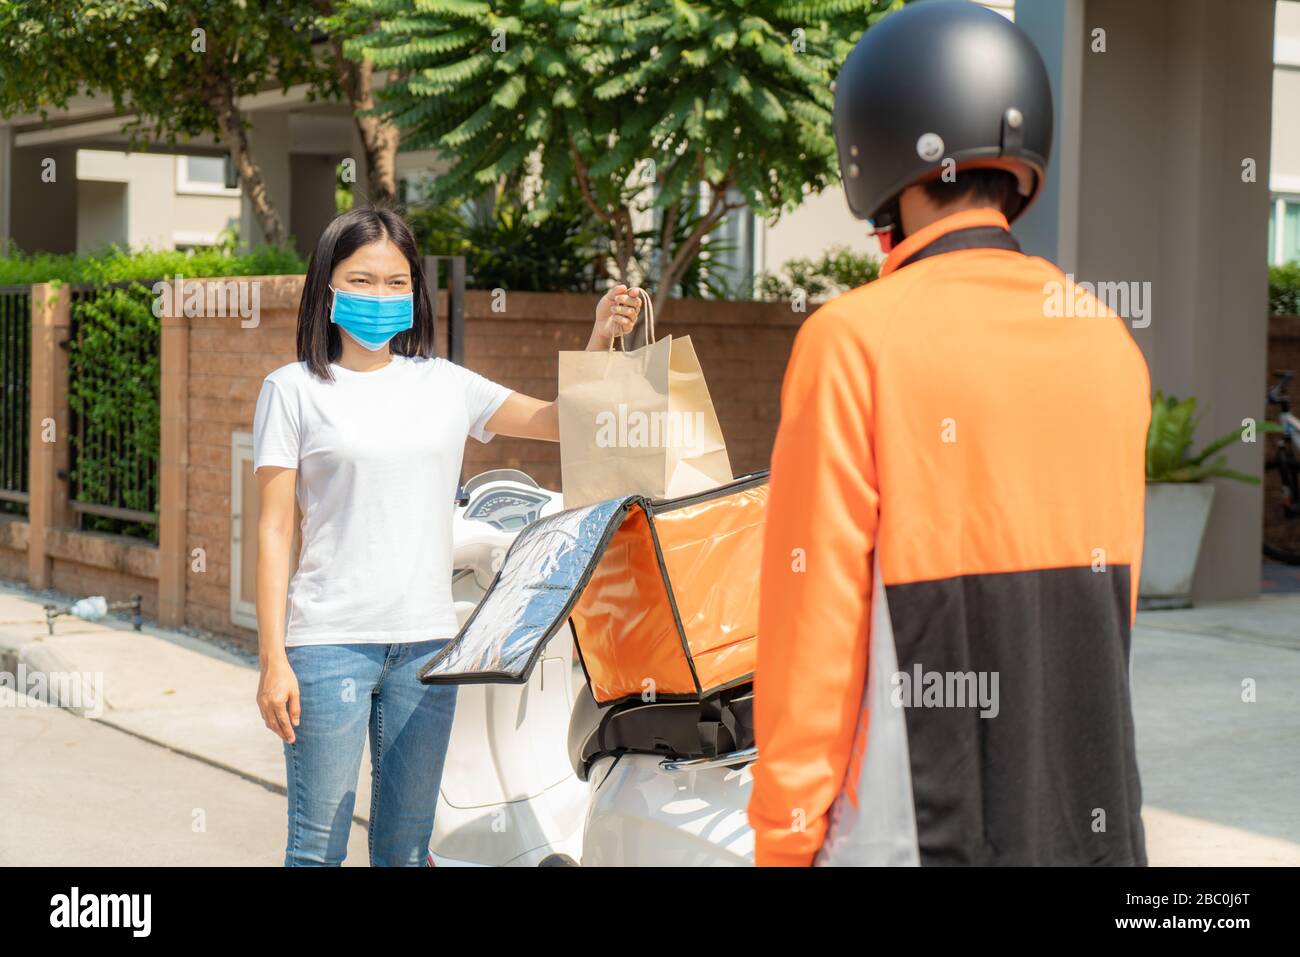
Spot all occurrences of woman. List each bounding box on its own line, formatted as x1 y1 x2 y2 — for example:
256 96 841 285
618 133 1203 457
253 205 641 866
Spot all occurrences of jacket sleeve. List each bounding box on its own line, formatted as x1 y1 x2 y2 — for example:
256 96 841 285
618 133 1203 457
749 304 880 867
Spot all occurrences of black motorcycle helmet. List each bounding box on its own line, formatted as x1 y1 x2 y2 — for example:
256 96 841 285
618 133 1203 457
833 0 1053 239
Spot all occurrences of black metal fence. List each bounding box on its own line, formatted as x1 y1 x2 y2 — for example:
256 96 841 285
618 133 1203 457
65 281 161 541
0 285 31 515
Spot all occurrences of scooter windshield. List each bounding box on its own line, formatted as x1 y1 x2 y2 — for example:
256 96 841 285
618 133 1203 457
419 496 636 684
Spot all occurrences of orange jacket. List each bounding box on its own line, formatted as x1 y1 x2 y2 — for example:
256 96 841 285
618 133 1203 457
750 209 1150 866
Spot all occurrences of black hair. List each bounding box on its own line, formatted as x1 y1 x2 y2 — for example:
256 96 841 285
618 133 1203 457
920 167 1023 220
296 205 436 380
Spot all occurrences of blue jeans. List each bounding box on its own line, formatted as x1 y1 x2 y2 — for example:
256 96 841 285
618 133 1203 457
283 640 457 866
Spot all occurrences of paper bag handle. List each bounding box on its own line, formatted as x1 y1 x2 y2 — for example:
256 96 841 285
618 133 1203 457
609 287 655 351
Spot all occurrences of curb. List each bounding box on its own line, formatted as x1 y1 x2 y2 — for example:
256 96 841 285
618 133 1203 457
0 638 111 718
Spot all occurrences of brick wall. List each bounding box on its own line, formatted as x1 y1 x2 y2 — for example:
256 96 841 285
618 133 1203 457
460 291 801 488
176 278 803 649
0 517 28 582
179 276 301 642
45 527 159 618
5 268 1299 646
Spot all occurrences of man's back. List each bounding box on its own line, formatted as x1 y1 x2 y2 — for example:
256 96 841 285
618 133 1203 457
750 209 1150 866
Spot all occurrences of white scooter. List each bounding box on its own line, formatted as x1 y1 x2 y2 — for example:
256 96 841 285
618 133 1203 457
429 469 756 866
428 469 587 866
565 684 756 866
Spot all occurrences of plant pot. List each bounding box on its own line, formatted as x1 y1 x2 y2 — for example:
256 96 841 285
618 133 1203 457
1138 482 1216 610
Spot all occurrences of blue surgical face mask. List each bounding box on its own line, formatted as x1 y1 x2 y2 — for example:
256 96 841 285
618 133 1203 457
328 285 414 351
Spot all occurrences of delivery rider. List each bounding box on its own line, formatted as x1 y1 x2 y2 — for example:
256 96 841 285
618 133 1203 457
749 0 1151 866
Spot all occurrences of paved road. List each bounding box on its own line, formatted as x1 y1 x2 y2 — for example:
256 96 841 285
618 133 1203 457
0 689 368 866
1129 596 1300 865
2 580 1298 866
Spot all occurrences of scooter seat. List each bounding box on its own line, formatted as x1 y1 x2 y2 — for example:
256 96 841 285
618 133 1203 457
566 680 755 781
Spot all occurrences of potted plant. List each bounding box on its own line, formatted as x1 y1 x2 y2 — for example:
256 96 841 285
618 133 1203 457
1141 392 1275 609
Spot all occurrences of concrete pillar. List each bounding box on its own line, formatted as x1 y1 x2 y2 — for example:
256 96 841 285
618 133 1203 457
1073 0 1276 600
1014 0 1085 271
27 284 75 589
157 300 190 628
290 152 340 260
240 111 293 248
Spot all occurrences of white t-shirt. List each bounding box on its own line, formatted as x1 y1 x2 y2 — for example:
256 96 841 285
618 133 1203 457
252 355 512 646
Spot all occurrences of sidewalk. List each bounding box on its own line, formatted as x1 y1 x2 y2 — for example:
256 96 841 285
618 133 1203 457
0 584 382 819
1128 592 1300 864
2 579 1297 864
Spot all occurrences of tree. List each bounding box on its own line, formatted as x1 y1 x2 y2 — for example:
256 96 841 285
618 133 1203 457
0 0 402 244
0 0 334 247
348 0 903 314
317 0 402 205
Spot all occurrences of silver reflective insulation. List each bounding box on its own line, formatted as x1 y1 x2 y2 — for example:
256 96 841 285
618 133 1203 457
419 496 633 684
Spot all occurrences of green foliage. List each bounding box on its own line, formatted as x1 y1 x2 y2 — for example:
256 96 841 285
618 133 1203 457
348 0 905 299
0 0 350 243
1269 261 1300 316
407 180 747 296
409 183 604 292
659 196 740 299
67 284 161 540
336 163 357 216
1146 391 1279 485
0 0 332 147
757 244 879 301
0 244 305 285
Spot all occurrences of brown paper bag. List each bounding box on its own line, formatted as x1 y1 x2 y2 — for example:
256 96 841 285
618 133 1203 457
558 292 733 508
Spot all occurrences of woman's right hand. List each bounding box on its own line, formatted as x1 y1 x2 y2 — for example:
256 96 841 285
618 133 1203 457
257 654 301 744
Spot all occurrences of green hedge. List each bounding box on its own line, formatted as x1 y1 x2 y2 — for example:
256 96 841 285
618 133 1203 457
66 284 162 540
1270 262 1300 316
0 243 305 286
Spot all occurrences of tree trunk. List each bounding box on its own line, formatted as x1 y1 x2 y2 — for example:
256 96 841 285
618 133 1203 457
653 185 739 320
333 41 398 205
569 142 638 288
210 81 288 248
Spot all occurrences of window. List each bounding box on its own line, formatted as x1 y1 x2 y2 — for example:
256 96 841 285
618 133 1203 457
710 194 756 298
1269 195 1300 265
176 155 239 196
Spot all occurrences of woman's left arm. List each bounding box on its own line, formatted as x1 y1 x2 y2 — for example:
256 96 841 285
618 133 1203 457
484 284 644 442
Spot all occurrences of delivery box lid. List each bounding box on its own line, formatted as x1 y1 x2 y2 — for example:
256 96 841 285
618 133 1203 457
419 472 769 688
